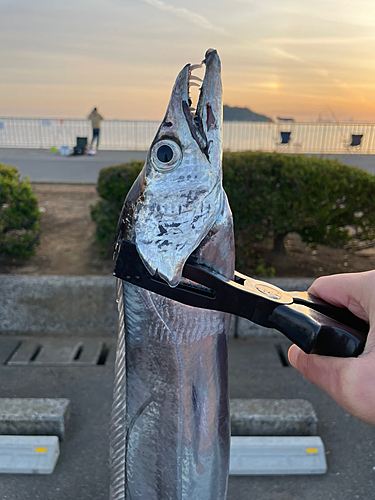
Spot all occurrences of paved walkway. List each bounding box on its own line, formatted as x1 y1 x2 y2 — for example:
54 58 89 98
1 148 375 184
0 149 147 184
309 153 375 175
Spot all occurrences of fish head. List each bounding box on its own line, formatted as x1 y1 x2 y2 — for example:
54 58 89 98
134 49 223 287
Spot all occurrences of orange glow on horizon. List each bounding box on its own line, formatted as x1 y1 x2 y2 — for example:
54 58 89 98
2 0 375 123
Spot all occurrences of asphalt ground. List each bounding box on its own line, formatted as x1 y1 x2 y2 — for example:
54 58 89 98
0 149 147 184
0 336 374 500
1 148 375 184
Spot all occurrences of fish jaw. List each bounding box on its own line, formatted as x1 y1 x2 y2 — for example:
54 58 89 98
134 50 223 287
196 49 223 172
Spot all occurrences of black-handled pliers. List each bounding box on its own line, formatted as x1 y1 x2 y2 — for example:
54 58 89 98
113 239 369 358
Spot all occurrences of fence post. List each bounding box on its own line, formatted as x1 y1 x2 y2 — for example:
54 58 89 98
38 120 43 149
320 124 326 156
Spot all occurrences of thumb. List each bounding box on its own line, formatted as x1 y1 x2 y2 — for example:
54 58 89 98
288 344 354 410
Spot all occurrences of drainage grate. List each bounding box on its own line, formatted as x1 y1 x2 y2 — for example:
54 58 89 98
5 339 110 366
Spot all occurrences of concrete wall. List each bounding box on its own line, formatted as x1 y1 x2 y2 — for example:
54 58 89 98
0 275 314 337
0 276 118 336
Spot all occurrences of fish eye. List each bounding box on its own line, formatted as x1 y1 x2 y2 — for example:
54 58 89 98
157 145 173 163
151 139 182 172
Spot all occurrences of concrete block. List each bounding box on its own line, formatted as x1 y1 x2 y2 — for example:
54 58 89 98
0 435 59 474
0 276 314 338
230 436 327 475
230 399 318 436
0 275 118 336
0 399 71 440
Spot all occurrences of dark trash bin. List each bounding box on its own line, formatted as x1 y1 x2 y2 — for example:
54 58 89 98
73 137 88 155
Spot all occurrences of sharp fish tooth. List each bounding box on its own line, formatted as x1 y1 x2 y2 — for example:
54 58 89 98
189 82 200 87
189 107 196 112
189 75 203 82
190 64 203 71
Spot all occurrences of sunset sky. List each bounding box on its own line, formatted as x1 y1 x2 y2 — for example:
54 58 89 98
2 0 375 122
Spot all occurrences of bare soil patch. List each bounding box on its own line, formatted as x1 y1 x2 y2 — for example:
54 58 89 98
1 183 375 277
236 232 375 278
0 184 113 276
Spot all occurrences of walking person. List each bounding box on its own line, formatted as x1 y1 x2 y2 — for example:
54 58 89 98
88 107 104 150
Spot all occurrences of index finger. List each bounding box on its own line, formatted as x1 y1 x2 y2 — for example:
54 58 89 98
308 272 373 324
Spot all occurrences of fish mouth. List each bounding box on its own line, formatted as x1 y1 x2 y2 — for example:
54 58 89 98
180 49 222 162
133 50 223 288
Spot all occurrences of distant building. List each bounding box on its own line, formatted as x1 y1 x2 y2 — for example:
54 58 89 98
223 105 273 122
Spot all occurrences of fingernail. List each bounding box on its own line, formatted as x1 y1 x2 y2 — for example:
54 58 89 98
288 345 300 368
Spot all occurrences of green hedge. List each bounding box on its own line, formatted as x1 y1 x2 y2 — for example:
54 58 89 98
0 164 41 258
223 152 375 253
91 153 375 258
91 161 143 255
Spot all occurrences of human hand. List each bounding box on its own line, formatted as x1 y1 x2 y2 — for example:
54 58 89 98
288 270 375 426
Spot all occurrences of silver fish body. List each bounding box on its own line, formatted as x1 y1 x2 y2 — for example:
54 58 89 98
110 49 235 500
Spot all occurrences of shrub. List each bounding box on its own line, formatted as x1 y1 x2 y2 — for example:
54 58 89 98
91 161 143 255
223 152 375 253
0 164 41 258
91 153 375 260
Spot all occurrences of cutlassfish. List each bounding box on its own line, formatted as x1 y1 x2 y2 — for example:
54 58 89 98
109 48 235 500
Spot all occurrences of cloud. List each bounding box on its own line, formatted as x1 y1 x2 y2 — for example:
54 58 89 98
264 36 375 45
140 0 227 34
314 68 329 77
273 48 304 62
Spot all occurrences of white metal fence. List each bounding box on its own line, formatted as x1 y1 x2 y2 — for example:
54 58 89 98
1 117 375 154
